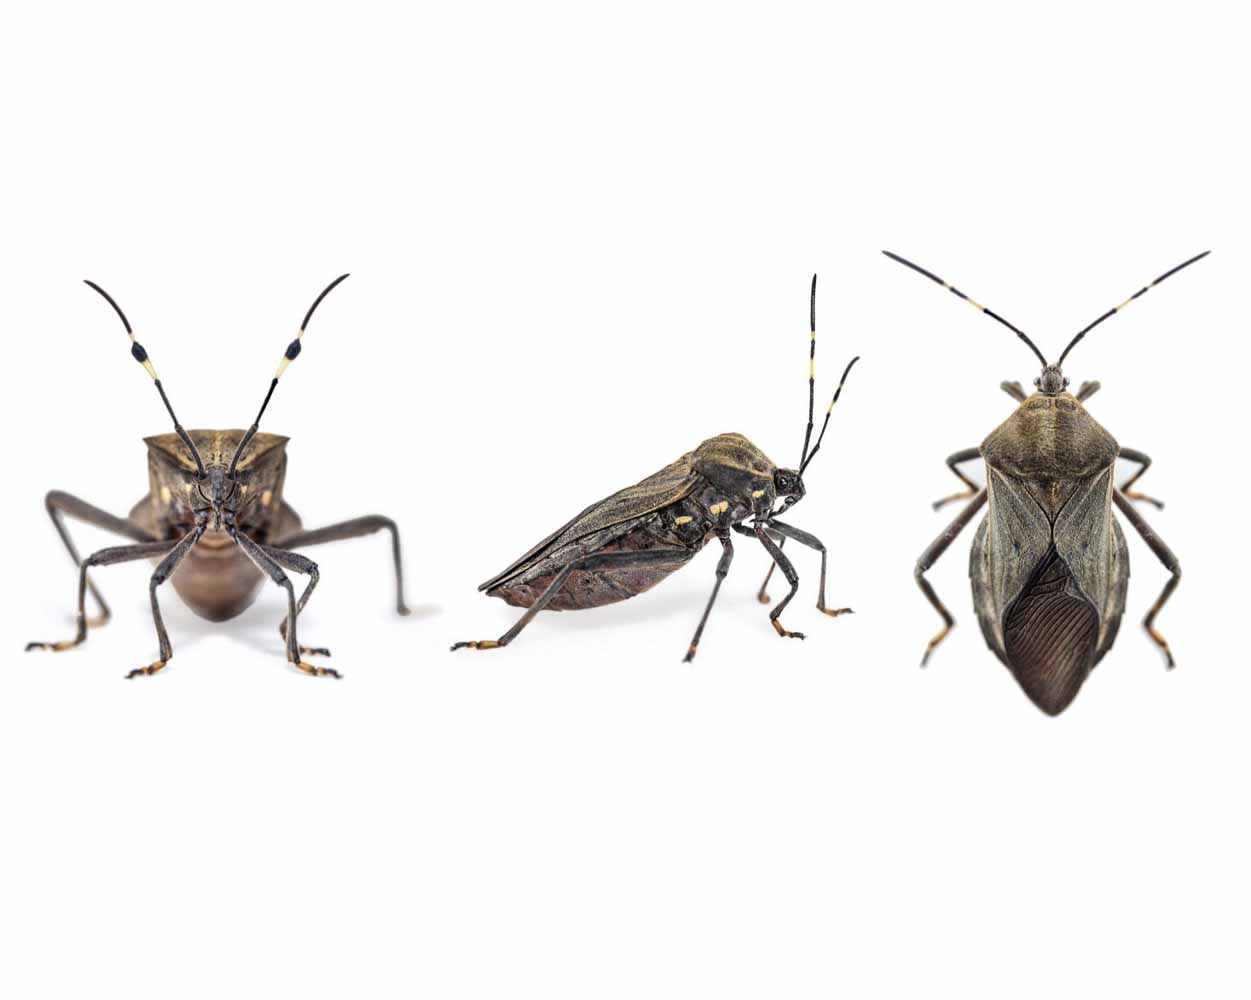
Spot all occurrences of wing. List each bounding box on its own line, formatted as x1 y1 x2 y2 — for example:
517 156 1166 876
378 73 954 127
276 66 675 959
479 452 703 591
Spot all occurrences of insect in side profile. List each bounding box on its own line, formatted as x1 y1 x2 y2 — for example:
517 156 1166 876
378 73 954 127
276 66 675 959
26 276 410 679
451 276 859 661
884 249 1208 715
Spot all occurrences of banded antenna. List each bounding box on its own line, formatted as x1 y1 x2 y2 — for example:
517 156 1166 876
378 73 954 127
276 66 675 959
881 250 1049 367
228 274 350 478
1057 251 1210 365
799 354 860 476
84 280 207 479
798 274 819 468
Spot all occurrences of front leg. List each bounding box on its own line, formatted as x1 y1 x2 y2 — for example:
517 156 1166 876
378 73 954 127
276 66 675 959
126 525 207 679
752 523 805 640
761 519 853 618
236 531 339 678
26 538 176 654
1113 491 1181 668
262 544 330 658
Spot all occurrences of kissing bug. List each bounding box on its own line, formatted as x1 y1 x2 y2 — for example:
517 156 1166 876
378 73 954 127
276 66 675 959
451 276 859 661
884 249 1208 715
26 276 410 679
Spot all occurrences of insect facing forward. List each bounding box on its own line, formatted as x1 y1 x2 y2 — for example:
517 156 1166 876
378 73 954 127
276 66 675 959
26 276 410 679
884 249 1208 715
452 276 860 661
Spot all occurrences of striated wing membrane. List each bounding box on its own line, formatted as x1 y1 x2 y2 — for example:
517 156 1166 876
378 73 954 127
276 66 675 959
479 453 702 592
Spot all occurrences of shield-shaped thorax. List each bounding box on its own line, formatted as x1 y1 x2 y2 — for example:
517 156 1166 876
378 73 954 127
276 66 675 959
971 394 1125 714
131 430 299 621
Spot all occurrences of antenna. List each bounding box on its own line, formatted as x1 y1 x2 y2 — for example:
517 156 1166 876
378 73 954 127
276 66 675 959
800 355 860 475
228 274 350 478
798 274 818 468
84 280 206 478
1057 251 1211 366
881 250 1049 367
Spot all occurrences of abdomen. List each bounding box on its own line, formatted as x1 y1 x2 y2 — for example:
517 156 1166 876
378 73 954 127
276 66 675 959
489 525 700 610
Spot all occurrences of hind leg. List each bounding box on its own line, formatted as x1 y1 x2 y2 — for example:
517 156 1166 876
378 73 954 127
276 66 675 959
1113 490 1180 668
915 489 988 665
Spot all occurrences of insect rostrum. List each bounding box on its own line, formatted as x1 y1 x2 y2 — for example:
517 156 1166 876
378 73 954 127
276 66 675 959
452 276 859 661
26 276 411 679
884 249 1208 715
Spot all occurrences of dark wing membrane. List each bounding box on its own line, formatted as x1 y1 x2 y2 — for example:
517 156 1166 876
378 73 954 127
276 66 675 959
479 453 702 591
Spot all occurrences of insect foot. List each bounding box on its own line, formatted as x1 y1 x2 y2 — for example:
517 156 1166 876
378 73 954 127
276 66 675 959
26 638 82 652
818 606 854 618
920 624 952 667
293 661 342 678
125 660 169 679
449 640 502 651
770 620 806 640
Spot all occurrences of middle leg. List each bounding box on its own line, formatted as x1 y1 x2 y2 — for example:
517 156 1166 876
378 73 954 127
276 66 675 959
1118 447 1165 510
682 531 733 662
26 538 176 654
932 447 983 510
272 515 410 615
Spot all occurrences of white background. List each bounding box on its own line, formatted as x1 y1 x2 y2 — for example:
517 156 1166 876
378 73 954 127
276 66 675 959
1 2 1247 997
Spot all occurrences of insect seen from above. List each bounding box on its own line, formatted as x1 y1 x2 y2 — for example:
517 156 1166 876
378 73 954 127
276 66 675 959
452 276 859 661
883 249 1208 715
26 276 410 679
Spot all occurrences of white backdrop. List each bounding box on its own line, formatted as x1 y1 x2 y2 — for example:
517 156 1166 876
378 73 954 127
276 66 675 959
2 2 1247 997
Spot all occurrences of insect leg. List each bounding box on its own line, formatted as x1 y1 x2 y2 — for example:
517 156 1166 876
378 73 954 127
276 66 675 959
932 447 983 510
915 488 988 666
235 531 339 678
1000 381 1027 402
738 524 784 603
261 544 330 659
450 548 689 652
761 519 853 618
1076 380 1102 401
26 539 176 654
42 491 156 629
682 531 734 662
272 515 410 615
752 523 806 640
1113 490 1181 669
127 526 206 679
1117 447 1164 510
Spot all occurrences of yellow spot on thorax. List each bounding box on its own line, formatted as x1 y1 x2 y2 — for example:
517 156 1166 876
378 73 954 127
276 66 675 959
159 486 172 504
674 515 693 525
261 489 273 508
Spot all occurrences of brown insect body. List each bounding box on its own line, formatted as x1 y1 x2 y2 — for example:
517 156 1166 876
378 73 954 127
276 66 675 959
969 392 1128 715
484 433 774 611
131 430 299 621
27 275 410 679
888 249 1204 716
